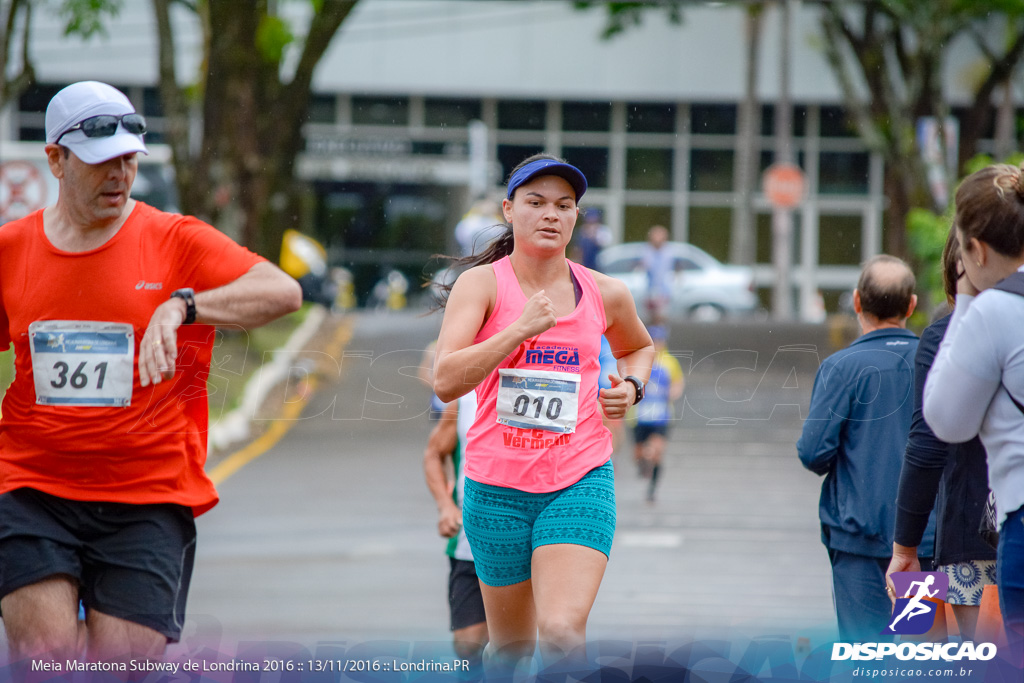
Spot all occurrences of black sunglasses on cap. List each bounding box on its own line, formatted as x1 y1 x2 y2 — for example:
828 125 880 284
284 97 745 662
55 113 147 144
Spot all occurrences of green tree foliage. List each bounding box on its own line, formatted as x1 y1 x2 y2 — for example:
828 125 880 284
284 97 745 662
907 152 1024 317
577 0 1024 272
1 0 122 107
153 0 358 259
820 1 1024 260
573 1 682 38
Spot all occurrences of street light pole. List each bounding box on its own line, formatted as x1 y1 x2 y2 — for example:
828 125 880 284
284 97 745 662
771 0 795 321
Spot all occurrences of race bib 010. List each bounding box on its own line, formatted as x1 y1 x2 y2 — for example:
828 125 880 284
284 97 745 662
29 321 135 407
496 368 580 434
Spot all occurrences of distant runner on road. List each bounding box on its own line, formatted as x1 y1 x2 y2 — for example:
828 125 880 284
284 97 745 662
422 390 488 669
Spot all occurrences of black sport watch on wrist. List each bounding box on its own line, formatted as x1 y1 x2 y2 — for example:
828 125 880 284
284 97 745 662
170 288 197 325
623 375 645 405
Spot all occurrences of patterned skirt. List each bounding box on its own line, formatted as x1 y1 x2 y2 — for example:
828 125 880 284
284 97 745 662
939 560 998 606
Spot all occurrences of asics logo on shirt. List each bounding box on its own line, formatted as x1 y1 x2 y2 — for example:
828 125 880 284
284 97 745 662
135 280 163 291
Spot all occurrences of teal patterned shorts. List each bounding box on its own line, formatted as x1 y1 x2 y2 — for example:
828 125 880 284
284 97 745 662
462 461 616 587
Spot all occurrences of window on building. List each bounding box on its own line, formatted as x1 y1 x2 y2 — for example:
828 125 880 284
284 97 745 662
759 150 806 173
819 213 862 265
425 97 482 128
688 206 732 262
308 94 336 124
142 128 166 145
17 83 62 140
19 83 63 115
497 100 546 130
691 103 737 135
760 104 808 137
626 103 676 133
820 105 858 138
411 141 447 155
819 152 870 194
562 101 611 132
498 144 546 184
383 194 450 251
689 149 733 192
138 89 166 143
142 87 164 118
17 125 46 142
352 96 409 126
627 148 673 191
563 146 609 188
624 205 672 243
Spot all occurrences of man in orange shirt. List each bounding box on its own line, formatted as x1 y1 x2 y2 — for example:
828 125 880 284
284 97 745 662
0 81 301 667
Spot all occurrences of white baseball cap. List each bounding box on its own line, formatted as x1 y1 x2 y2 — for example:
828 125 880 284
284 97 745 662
45 81 148 164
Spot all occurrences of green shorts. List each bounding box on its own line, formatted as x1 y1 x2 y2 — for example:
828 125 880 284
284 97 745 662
462 461 616 587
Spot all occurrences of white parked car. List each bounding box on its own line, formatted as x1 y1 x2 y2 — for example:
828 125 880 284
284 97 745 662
596 241 759 321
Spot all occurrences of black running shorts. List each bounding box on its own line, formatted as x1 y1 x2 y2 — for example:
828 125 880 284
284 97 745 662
448 557 486 631
0 487 196 641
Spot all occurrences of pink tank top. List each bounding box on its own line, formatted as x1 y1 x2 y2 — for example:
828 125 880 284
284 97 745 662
464 256 611 492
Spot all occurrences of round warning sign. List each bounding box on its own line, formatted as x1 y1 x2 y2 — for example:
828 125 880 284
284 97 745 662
0 160 47 223
763 163 806 209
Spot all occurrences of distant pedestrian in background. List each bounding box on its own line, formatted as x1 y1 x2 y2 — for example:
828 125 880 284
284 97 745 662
632 325 684 503
422 392 488 669
573 208 612 271
455 196 504 257
797 255 926 642
643 225 673 325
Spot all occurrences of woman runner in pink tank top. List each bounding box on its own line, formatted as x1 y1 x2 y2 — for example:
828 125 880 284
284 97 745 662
433 154 654 674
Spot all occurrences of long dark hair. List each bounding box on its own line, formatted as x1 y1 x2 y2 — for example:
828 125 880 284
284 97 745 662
940 225 961 307
429 153 567 309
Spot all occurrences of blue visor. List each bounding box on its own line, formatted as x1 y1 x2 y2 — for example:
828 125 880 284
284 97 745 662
507 159 587 201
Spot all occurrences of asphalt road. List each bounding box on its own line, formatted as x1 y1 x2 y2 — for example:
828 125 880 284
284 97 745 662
0 310 845 677
177 310 838 665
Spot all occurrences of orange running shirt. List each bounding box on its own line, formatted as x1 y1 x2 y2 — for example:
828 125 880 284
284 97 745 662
0 202 264 515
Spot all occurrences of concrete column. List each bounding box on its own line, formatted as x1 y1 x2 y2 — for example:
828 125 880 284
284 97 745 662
607 101 628 244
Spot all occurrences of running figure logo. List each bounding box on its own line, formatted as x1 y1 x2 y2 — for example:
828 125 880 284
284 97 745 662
883 571 949 635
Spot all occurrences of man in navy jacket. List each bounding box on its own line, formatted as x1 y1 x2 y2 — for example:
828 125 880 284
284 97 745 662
798 255 926 642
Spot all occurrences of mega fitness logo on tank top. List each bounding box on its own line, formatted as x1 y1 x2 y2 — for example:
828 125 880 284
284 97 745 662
523 344 581 372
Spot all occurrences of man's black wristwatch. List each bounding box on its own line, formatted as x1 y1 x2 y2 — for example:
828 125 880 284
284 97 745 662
171 288 197 325
623 375 645 405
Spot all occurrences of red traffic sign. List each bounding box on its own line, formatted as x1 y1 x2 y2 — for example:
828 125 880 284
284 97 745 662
763 163 805 209
0 160 47 223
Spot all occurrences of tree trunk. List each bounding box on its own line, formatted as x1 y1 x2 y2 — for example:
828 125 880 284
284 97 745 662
819 3 957 260
255 0 358 262
729 3 763 267
883 165 910 258
958 26 1024 170
0 0 34 109
994 82 1015 161
200 0 357 259
151 0 210 219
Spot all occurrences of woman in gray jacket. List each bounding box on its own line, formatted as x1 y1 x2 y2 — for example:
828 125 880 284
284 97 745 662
924 162 1024 654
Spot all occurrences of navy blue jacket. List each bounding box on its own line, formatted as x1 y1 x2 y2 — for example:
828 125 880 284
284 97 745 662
798 328 932 558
